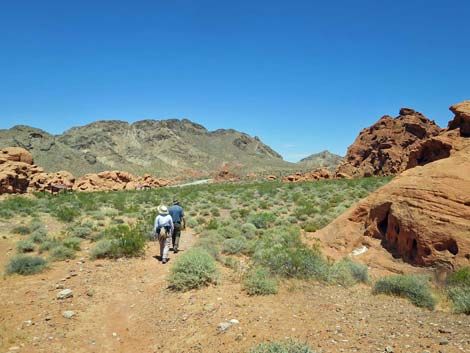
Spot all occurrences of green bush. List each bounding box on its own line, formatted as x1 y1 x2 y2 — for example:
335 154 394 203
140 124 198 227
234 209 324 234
68 224 94 239
446 267 470 314
328 258 368 286
49 245 76 261
222 237 246 254
90 239 116 259
55 206 80 222
11 226 31 235
168 248 218 291
447 286 470 314
29 228 47 243
248 213 276 229
16 239 35 253
373 274 436 309
206 219 219 230
62 237 81 250
95 224 147 258
243 266 278 296
38 239 60 253
6 255 47 275
218 255 240 270
241 223 257 239
249 340 315 353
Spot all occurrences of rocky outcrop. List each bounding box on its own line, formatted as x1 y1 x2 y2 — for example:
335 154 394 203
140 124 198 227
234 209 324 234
73 171 170 192
29 171 76 192
448 100 470 137
282 169 332 182
0 147 43 193
316 139 470 269
336 108 442 178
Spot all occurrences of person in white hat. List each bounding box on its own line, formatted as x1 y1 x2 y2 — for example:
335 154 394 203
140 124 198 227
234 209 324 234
153 205 174 264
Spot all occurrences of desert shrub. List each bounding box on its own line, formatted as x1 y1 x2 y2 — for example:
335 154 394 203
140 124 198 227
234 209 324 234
6 255 47 275
241 223 257 239
55 206 80 222
49 245 76 261
243 266 278 296
90 239 115 259
168 248 218 291
68 224 94 239
206 219 219 230
373 274 436 309
105 224 147 258
186 217 198 228
16 239 35 253
218 255 240 270
0 196 37 216
219 226 241 239
446 267 470 314
29 228 47 243
29 218 44 231
210 207 220 216
447 287 470 314
254 245 328 280
248 213 276 229
62 237 81 250
222 237 246 254
300 222 320 232
11 226 31 235
249 340 315 353
328 258 368 286
194 231 223 259
38 239 61 253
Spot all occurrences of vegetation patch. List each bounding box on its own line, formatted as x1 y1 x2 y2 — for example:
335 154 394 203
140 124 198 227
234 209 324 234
373 274 436 309
249 340 316 353
243 266 278 295
168 248 218 291
6 255 47 275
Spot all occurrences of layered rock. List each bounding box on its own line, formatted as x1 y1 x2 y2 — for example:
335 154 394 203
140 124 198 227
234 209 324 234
282 169 332 182
336 108 442 178
29 171 76 192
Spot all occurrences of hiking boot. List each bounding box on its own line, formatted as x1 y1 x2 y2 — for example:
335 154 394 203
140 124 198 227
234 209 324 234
162 259 168 264
174 249 179 253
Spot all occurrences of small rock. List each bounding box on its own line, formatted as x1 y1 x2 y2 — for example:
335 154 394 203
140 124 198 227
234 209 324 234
229 319 240 325
62 311 75 319
203 304 214 312
44 316 52 321
217 322 232 332
9 346 21 351
439 339 449 345
23 320 33 327
57 289 73 299
385 347 394 353
112 332 118 337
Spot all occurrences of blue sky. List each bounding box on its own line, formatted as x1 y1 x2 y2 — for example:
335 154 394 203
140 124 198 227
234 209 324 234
1 0 469 162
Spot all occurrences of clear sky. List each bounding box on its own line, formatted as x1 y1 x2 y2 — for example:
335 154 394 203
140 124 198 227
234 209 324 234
1 0 469 162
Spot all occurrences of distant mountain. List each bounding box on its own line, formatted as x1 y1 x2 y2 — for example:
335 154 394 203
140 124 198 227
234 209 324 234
298 150 343 171
0 119 297 177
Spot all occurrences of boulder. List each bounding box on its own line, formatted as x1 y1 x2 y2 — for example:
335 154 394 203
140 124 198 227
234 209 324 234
448 100 470 137
29 171 75 192
336 109 442 178
0 147 33 164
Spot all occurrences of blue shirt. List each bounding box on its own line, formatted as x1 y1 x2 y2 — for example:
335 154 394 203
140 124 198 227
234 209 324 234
169 204 184 223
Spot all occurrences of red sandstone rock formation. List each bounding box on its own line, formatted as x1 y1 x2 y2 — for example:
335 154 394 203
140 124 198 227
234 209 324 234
336 108 442 178
282 169 332 182
316 101 470 269
265 175 277 181
0 147 43 194
29 171 76 192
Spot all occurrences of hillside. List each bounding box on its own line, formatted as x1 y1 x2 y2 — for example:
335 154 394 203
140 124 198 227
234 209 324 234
298 150 343 170
0 119 297 177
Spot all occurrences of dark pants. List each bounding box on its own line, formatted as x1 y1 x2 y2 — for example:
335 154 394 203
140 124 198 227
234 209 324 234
172 222 182 251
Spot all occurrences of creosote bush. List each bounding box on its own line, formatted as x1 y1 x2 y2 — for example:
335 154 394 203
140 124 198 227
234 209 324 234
90 239 116 259
49 245 76 261
168 248 218 291
446 267 470 314
16 239 35 253
243 266 278 296
6 255 47 275
373 274 436 309
11 226 31 235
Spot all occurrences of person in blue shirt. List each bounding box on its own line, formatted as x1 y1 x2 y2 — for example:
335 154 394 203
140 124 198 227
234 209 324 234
168 199 185 253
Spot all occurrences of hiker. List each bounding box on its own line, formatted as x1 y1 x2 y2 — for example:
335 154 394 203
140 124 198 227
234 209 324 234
153 205 174 264
169 199 185 253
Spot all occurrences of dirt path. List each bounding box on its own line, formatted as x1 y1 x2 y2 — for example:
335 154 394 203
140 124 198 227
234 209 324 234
2 229 470 353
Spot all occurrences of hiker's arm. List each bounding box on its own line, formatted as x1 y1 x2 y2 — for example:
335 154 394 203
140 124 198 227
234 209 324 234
153 217 158 236
182 216 186 229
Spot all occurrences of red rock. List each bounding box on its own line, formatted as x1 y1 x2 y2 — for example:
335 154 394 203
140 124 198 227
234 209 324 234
448 100 470 137
336 109 442 178
282 169 332 183
0 147 33 164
